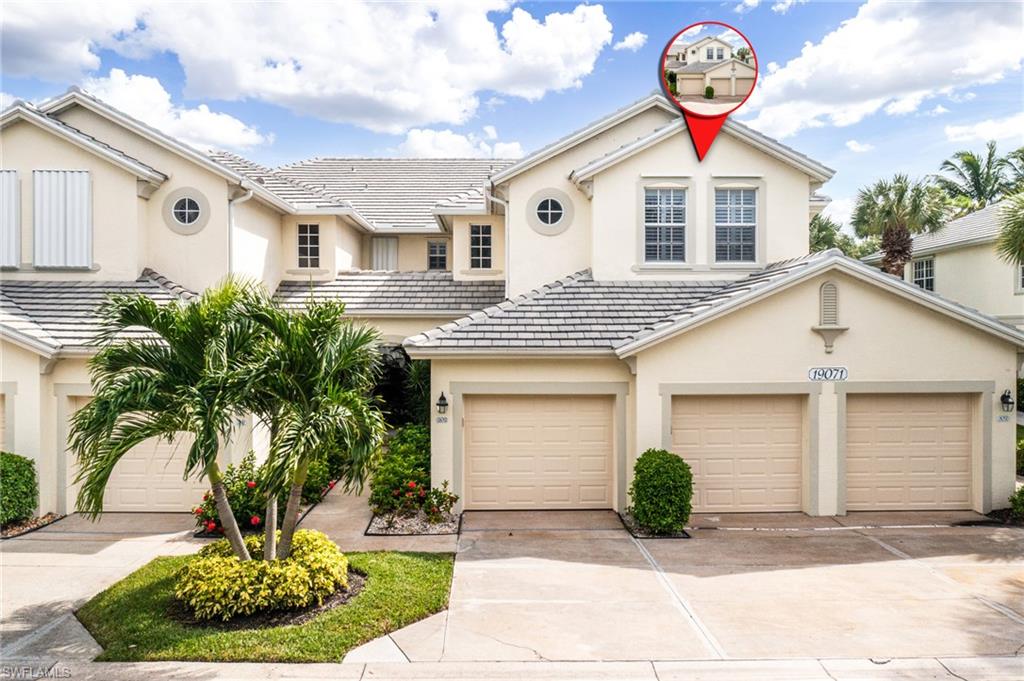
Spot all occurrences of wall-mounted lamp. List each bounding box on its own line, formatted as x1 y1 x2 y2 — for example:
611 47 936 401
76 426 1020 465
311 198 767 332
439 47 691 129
436 392 449 415
1000 389 1015 413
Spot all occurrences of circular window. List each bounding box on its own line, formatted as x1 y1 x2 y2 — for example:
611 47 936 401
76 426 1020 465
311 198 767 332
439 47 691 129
536 198 564 226
172 197 201 225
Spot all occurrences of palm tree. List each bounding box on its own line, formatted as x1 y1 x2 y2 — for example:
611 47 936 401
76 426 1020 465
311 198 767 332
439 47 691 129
1002 148 1024 194
249 298 386 559
851 174 948 276
735 47 752 63
69 280 265 561
996 192 1024 266
934 141 1007 210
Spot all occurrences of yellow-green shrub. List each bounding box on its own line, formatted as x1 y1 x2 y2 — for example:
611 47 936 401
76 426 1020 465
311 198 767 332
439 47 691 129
175 529 348 621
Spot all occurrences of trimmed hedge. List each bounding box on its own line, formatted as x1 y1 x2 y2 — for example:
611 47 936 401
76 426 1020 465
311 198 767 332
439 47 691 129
0 452 38 526
174 529 348 621
1010 487 1024 522
628 448 693 535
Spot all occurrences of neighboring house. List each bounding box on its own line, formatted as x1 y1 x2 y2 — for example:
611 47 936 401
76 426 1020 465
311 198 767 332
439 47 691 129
1 90 1020 519
665 36 756 98
863 202 1024 329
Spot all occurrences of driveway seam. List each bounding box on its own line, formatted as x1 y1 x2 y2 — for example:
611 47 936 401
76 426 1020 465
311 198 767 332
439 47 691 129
629 535 728 660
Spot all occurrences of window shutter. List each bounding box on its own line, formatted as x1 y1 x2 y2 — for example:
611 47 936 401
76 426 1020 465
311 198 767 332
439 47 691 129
0 171 18 267
820 281 838 326
371 237 398 270
33 170 91 267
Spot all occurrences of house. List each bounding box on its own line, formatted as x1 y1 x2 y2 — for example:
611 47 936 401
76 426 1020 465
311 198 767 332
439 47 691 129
665 36 756 98
863 202 1024 330
1 90 1020 519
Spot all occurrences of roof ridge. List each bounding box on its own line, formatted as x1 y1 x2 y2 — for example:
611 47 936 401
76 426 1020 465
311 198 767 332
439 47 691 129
139 268 197 300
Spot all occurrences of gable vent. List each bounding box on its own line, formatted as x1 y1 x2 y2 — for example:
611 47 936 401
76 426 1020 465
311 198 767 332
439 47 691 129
820 281 838 326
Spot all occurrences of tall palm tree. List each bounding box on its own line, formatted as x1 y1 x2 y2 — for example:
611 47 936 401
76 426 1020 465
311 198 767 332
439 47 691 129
1002 148 1024 194
996 192 1024 266
249 298 386 559
934 141 1007 210
69 280 265 561
851 174 948 276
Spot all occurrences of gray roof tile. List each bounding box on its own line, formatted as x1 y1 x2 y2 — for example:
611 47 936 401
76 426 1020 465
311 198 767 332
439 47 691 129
208 151 350 211
864 201 1004 262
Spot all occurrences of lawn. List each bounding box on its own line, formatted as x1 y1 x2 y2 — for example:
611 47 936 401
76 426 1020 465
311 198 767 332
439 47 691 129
77 551 454 662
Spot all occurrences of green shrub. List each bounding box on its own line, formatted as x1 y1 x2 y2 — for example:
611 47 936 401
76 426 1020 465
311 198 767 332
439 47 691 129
303 457 333 505
1009 487 1024 522
0 452 38 526
704 85 715 99
628 448 693 535
1017 437 1024 477
175 529 348 621
368 425 458 516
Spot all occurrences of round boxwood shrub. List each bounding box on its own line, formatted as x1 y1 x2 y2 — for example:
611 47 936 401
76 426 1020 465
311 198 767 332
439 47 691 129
0 452 38 526
175 529 348 621
704 85 715 99
1009 487 1024 523
628 448 693 535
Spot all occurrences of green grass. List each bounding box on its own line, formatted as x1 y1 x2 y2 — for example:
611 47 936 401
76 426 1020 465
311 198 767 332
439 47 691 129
76 551 454 662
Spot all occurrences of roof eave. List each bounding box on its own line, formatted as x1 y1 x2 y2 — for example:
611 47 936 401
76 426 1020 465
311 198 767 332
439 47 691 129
0 325 58 359
403 346 617 359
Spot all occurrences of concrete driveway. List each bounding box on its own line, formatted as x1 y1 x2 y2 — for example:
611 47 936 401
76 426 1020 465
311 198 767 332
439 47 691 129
0 513 201 663
355 510 1024 663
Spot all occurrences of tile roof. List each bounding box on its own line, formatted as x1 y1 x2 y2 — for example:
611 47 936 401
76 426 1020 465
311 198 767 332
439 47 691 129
275 158 515 230
863 202 1004 263
274 271 506 314
208 151 349 210
404 271 729 351
673 60 729 74
0 270 194 352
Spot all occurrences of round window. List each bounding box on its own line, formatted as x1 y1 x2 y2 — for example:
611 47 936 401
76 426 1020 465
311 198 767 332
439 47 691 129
536 198 564 225
172 197 201 225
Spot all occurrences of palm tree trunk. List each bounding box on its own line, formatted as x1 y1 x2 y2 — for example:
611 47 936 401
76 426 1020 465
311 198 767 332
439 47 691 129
263 495 278 561
277 459 309 560
207 463 251 561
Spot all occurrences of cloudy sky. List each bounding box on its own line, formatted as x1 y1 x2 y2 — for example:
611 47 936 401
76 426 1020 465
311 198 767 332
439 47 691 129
2 0 1022 228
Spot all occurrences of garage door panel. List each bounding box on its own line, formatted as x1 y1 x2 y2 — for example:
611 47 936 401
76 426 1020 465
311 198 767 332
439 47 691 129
845 393 972 510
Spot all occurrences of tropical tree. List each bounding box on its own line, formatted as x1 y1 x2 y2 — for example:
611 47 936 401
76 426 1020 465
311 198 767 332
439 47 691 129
851 174 949 276
735 47 752 63
69 280 264 561
249 298 386 559
996 192 1024 266
933 141 1007 210
809 213 879 259
1002 148 1024 194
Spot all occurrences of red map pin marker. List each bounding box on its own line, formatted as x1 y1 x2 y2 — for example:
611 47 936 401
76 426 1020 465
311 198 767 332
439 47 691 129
660 21 758 161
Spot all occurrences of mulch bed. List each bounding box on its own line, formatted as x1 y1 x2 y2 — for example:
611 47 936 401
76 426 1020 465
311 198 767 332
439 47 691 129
1 513 65 539
366 511 461 536
965 508 1024 527
168 567 366 630
618 511 691 539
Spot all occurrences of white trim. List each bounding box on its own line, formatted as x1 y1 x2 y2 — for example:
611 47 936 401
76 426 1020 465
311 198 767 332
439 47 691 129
863 234 998 263
0 326 58 358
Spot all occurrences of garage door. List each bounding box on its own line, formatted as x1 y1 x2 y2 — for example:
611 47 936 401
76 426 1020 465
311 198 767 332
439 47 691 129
67 397 208 512
710 78 731 96
463 394 614 510
679 77 704 95
846 393 972 510
734 78 755 97
671 395 803 512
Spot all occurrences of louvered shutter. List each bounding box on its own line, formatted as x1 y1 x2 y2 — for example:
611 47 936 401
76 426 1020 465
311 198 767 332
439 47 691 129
33 170 92 267
0 171 18 267
371 237 398 270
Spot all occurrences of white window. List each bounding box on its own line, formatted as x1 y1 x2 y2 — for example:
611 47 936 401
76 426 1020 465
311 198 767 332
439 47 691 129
1 170 18 268
644 188 686 262
1018 265 1024 293
536 198 564 226
714 188 756 262
297 223 319 268
33 170 91 268
912 258 934 291
371 237 398 270
716 47 724 60
427 241 447 270
172 197 201 225
706 47 714 60
470 224 492 269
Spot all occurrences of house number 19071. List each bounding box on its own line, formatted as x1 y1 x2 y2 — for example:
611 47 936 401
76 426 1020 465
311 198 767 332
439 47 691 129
807 366 848 382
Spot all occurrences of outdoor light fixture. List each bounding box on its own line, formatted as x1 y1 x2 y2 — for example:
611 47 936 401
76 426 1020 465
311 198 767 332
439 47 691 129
436 392 449 414
1000 389 1015 413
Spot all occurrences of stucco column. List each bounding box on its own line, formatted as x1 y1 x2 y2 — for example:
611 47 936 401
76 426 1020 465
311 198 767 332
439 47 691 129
730 75 736 96
815 383 841 516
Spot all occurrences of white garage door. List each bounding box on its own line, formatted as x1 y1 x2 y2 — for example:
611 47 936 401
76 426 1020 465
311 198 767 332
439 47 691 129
846 393 972 510
67 397 208 512
679 77 704 95
463 394 614 510
671 395 803 512
710 78 731 96
734 78 755 97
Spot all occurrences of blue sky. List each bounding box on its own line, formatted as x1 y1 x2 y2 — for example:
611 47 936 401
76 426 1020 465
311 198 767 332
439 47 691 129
2 0 1022 227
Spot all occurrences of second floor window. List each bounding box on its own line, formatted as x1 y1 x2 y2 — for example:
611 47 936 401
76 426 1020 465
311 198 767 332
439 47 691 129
297 223 319 268
706 47 714 59
33 170 91 268
470 224 492 269
716 47 724 60
912 258 934 291
644 188 686 263
715 188 756 263
428 240 447 270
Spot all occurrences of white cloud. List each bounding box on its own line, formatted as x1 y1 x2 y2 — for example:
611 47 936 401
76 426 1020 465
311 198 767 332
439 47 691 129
82 70 271 151
613 31 647 52
948 91 976 103
845 139 874 153
734 0 761 14
822 197 854 228
0 92 19 109
2 1 613 134
740 0 1024 138
398 127 522 158
924 104 949 117
482 125 498 140
771 0 808 14
944 112 1024 144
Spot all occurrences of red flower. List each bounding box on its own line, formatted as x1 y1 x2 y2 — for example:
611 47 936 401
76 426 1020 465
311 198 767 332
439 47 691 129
393 489 401 496
246 480 257 489
405 492 414 498
205 521 217 532
203 493 210 501
328 481 336 489
418 489 426 497
250 515 261 526
193 507 202 516
407 481 417 489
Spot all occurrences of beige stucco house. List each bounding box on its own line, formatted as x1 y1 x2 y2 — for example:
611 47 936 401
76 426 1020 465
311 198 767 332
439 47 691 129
863 202 1024 330
666 36 756 99
1 89 1021 519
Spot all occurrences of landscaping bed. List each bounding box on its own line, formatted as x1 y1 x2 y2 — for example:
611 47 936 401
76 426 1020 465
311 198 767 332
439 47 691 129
76 551 454 662
1 512 65 539
366 510 461 536
618 511 690 539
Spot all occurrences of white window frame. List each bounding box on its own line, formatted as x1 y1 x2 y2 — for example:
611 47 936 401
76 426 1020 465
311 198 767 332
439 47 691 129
427 240 447 270
912 257 934 291
706 47 714 60
536 198 564 226
297 223 320 269
172 197 201 226
716 47 724 60
643 188 686 263
714 188 757 263
470 224 492 269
